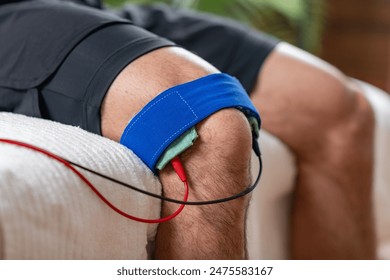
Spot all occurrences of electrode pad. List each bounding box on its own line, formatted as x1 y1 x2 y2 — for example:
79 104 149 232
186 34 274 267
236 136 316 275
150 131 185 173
120 73 261 172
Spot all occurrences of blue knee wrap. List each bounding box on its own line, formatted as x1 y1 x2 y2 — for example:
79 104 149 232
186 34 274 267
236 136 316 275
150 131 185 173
120 73 260 172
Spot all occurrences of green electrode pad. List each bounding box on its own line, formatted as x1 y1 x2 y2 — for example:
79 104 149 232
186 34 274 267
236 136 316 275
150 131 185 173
156 127 198 170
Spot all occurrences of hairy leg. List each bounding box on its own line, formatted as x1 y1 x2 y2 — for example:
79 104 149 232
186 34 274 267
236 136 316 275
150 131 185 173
101 47 253 259
156 108 252 259
250 42 376 259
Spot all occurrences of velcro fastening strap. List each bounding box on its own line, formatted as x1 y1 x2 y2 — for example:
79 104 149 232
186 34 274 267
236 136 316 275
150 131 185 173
120 73 261 172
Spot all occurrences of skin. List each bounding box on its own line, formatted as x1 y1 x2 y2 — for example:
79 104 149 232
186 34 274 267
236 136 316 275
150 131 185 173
101 42 376 259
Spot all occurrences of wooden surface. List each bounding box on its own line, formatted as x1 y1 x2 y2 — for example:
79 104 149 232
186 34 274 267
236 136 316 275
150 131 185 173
320 0 390 92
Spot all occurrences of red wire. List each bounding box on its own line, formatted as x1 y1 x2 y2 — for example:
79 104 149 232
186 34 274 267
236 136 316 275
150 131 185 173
0 138 188 223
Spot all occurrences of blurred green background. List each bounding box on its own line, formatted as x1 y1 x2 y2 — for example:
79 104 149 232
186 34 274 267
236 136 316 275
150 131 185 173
104 0 326 54
103 0 390 93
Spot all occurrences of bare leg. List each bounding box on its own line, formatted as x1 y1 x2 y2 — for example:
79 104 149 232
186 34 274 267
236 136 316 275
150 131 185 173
101 47 253 259
250 43 376 259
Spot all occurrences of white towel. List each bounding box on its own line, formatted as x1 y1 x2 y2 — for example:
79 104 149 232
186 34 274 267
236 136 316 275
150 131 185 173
0 112 161 259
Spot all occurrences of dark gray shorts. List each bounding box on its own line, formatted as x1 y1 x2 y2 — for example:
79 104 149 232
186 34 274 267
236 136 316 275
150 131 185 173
0 1 278 135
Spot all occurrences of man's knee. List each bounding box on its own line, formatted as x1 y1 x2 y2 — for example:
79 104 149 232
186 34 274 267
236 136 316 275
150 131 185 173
252 43 374 156
184 108 253 195
160 108 253 203
303 80 375 156
102 44 254 201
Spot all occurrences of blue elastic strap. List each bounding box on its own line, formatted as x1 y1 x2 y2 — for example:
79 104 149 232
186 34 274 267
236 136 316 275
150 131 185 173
120 73 261 172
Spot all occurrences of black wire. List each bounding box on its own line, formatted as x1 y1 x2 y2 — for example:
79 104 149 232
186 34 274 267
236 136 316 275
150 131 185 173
63 138 262 206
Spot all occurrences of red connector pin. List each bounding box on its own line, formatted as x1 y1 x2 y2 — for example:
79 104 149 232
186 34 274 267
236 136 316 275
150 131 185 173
171 156 187 182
